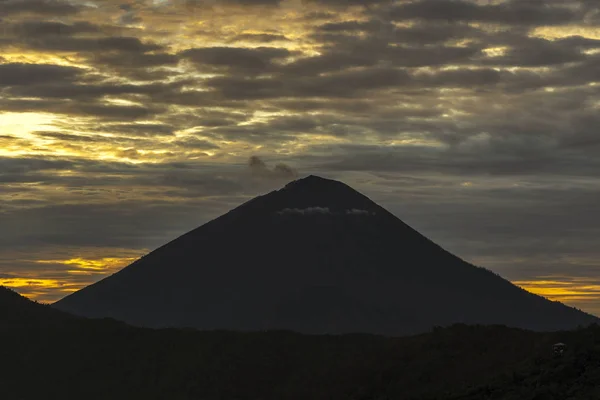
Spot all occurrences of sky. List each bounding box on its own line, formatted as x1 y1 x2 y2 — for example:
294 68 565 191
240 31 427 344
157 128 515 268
0 0 599 316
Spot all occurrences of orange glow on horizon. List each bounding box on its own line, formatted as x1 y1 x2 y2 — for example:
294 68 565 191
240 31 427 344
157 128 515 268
35 256 139 272
514 279 600 313
1 252 145 303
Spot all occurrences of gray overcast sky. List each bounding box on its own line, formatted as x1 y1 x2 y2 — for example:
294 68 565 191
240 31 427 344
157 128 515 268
0 0 599 314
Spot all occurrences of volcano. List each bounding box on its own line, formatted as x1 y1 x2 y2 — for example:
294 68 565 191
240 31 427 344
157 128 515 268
53 175 597 335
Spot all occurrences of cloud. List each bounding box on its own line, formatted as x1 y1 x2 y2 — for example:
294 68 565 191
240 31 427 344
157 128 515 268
33 131 107 143
276 207 331 215
389 0 579 26
9 20 100 36
180 46 291 72
0 98 163 119
183 0 284 7
1 0 600 315
173 137 221 150
480 37 586 67
275 207 374 216
248 156 298 179
229 33 290 43
0 63 82 86
15 35 163 53
304 0 391 6
0 0 82 16
98 123 176 137
346 208 374 215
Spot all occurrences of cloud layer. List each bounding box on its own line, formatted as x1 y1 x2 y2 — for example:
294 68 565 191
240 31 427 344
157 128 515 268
0 0 599 314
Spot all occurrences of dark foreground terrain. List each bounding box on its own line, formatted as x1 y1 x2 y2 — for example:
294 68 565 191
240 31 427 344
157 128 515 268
2 287 600 400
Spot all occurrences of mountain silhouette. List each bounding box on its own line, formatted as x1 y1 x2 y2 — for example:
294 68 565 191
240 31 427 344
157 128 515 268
0 286 73 329
53 175 598 334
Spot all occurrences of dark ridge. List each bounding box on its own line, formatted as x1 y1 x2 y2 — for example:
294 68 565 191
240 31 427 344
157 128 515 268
0 286 74 328
3 318 600 399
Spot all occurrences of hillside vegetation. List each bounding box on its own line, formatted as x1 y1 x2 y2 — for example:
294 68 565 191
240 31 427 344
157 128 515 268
2 287 600 400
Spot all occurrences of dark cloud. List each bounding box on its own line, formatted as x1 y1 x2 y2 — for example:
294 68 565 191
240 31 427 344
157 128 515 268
315 19 386 34
172 137 221 150
97 123 175 137
10 20 100 36
391 22 483 45
117 3 142 25
91 52 179 69
305 141 600 179
230 33 290 43
0 63 82 86
386 44 481 67
160 110 250 129
561 53 600 84
6 80 180 100
0 156 75 174
481 37 586 67
3 20 174 79
278 52 380 76
248 156 298 179
248 155 268 169
304 0 392 6
70 103 163 119
555 35 600 50
0 98 163 119
33 131 107 143
183 0 284 7
273 163 298 178
3 20 163 54
12 35 163 53
204 67 412 100
415 68 503 88
180 46 291 72
314 19 484 48
389 0 579 26
0 0 82 16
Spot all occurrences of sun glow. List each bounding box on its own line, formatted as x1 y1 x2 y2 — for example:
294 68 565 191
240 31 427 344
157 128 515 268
0 112 60 137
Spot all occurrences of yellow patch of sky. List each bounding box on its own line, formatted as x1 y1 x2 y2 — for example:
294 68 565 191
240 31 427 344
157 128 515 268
1 253 144 302
0 278 63 289
1 280 75 302
0 277 81 302
35 256 139 272
13 140 99 160
514 279 600 303
532 26 600 41
386 137 442 147
482 46 509 57
0 113 64 156
104 98 146 107
583 48 600 55
0 112 59 137
0 52 89 68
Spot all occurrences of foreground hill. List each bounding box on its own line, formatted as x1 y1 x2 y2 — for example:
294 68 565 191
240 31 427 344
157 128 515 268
2 288 600 400
54 175 597 334
0 285 73 328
